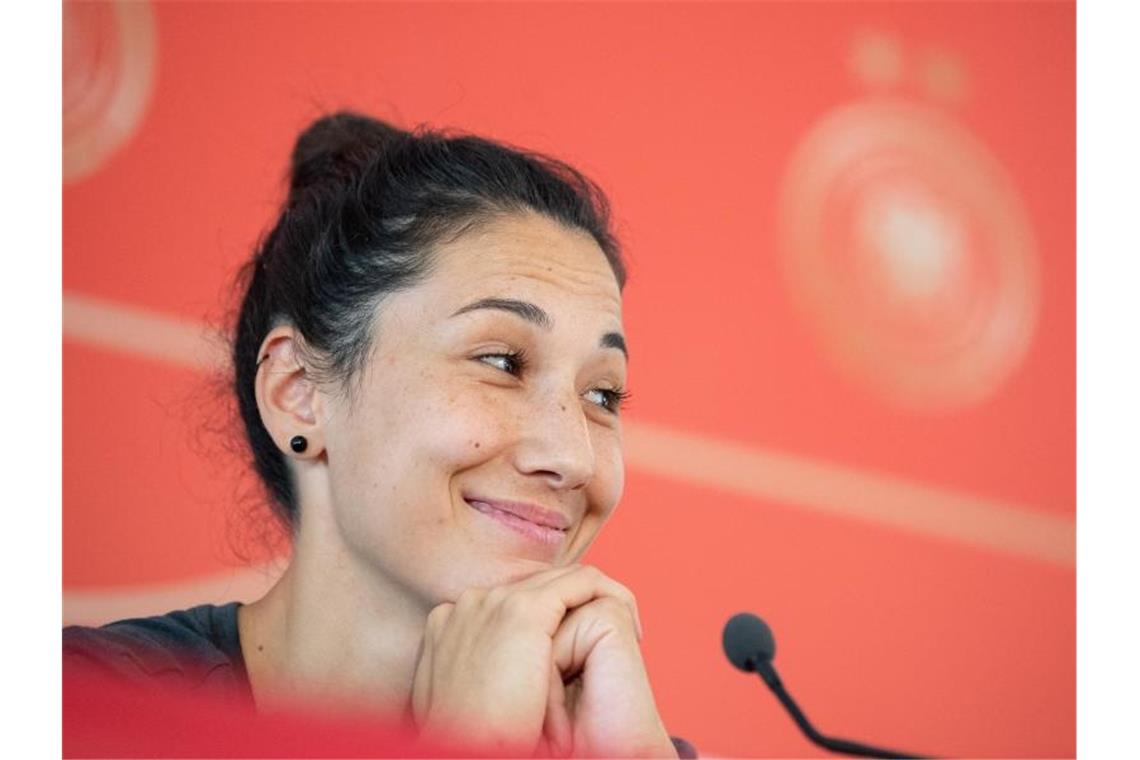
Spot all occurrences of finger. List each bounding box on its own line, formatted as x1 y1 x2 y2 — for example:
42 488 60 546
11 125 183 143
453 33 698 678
478 564 643 641
469 564 581 612
410 629 434 726
411 602 453 725
499 562 584 592
550 596 641 677
531 566 643 641
542 659 571 757
428 601 456 628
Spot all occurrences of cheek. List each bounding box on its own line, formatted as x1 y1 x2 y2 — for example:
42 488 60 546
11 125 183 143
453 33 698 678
416 381 520 471
590 435 626 517
566 437 624 563
327 379 515 525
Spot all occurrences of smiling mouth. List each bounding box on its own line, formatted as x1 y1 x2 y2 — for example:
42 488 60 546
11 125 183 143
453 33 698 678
464 497 570 548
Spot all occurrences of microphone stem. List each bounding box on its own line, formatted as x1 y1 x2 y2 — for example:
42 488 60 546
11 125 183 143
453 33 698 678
756 664 931 759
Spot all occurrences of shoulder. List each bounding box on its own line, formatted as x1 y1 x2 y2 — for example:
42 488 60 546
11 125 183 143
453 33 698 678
63 602 249 700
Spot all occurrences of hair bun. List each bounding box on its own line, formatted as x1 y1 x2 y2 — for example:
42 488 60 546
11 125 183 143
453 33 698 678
288 111 405 203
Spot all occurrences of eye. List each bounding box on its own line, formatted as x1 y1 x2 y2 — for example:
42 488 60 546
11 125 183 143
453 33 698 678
584 387 631 415
475 349 528 377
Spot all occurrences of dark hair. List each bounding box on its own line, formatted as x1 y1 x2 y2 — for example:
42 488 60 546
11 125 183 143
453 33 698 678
231 111 624 531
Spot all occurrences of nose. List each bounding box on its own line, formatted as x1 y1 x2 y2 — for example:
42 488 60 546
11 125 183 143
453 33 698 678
512 387 596 491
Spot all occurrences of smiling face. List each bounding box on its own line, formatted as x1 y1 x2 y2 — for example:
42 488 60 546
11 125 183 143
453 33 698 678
315 212 627 607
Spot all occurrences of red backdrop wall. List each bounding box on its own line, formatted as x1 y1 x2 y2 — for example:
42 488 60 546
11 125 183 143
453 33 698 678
63 2 1074 757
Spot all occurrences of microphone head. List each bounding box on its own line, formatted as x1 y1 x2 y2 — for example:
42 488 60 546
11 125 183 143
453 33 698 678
722 612 776 672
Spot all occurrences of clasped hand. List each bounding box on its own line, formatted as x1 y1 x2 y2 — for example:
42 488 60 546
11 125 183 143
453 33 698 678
410 564 676 757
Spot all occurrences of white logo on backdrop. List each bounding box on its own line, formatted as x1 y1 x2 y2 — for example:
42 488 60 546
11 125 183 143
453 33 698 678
778 32 1040 411
63 0 157 183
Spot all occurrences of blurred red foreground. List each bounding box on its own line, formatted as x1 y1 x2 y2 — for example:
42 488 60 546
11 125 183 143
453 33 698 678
64 662 478 758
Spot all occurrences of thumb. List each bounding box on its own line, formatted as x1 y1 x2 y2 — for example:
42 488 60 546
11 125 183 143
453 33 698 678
541 659 572 757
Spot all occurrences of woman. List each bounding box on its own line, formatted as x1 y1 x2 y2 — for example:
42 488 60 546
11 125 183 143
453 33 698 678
65 112 685 758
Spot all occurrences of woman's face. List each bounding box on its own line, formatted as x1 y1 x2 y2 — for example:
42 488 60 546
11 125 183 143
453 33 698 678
318 212 627 607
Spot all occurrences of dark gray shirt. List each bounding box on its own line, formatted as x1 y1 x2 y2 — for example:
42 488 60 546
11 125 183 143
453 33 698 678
63 602 254 707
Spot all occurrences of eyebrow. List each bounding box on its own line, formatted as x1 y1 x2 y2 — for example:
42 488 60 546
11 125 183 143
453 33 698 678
450 297 628 359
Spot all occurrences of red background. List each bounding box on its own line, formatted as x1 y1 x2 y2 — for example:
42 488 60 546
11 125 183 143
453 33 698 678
63 2 1074 757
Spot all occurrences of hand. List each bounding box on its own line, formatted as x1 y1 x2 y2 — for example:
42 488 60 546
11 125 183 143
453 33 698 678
545 596 677 758
409 564 644 756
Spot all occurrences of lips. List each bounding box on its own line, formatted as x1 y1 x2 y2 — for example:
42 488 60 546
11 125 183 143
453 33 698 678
463 496 572 531
463 495 573 553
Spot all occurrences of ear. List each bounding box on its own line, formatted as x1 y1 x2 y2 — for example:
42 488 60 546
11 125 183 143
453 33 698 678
254 326 325 459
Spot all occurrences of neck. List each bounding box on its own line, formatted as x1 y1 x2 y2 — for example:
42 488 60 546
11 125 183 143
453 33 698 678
238 511 430 723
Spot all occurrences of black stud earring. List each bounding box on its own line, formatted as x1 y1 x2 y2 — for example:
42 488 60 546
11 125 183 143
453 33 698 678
289 435 308 453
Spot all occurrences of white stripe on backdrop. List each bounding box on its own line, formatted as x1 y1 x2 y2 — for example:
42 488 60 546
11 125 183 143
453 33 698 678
62 292 1074 623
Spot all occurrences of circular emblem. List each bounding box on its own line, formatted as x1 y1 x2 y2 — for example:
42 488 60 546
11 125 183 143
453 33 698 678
63 0 156 183
778 100 1040 411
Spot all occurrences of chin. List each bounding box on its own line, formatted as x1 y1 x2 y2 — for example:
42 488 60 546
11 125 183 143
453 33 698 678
436 555 561 602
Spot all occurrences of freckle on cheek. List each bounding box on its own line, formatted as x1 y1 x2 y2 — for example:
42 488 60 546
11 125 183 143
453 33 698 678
472 441 481 449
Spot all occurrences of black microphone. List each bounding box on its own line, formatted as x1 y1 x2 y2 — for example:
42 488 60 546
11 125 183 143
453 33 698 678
722 612 934 759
